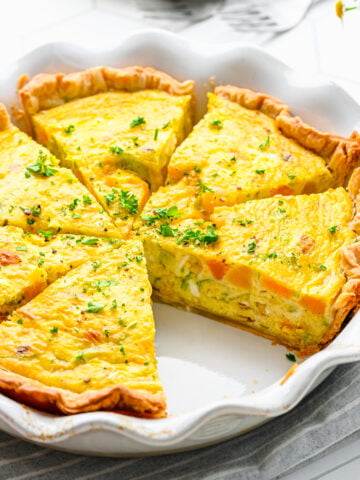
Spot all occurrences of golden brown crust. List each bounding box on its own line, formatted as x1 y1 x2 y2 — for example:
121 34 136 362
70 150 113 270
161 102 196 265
0 368 166 417
0 103 11 131
323 168 360 352
303 169 360 357
215 86 360 187
17 66 195 135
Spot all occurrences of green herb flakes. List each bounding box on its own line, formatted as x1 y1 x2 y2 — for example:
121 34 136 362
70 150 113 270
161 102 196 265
130 117 146 128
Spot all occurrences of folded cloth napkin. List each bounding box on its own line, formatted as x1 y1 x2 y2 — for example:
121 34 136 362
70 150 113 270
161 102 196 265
0 362 359 479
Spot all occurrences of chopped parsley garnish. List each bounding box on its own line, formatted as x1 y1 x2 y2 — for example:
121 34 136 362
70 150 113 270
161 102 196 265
75 353 85 361
83 195 92 206
17 319 23 324
255 169 266 175
38 259 45 266
286 353 296 362
328 225 339 234
109 146 124 155
247 239 257 254
154 128 159 141
92 261 102 271
120 347 126 355
16 246 27 251
209 119 223 130
259 136 270 150
288 174 296 180
104 191 116 205
31 205 42 217
127 321 137 329
198 182 214 193
104 189 139 215
68 198 79 211
178 225 218 247
237 219 253 226
111 299 118 310
104 329 110 338
162 121 171 129
141 205 182 225
50 326 58 334
130 117 146 128
157 222 177 237
27 218 35 225
39 230 54 241
119 190 139 215
85 301 105 313
194 166 202 173
64 125 75 135
315 264 327 270
81 238 99 245
84 279 119 292
25 150 58 178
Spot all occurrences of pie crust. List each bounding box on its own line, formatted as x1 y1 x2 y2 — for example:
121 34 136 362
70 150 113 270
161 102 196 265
0 368 166 417
0 103 11 131
17 66 195 135
215 86 360 187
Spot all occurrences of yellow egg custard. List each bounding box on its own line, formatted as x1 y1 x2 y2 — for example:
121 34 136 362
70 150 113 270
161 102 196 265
76 163 150 238
17 66 194 191
0 225 122 317
136 184 360 356
167 87 360 213
0 240 165 417
0 105 120 238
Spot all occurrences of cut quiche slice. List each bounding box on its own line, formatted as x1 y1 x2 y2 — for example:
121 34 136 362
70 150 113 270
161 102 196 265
76 163 150 238
0 105 120 238
0 240 165 417
17 66 194 191
167 87 360 213
136 185 360 355
0 225 122 317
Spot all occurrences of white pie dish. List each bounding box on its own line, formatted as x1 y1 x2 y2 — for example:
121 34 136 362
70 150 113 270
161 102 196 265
0 29 360 456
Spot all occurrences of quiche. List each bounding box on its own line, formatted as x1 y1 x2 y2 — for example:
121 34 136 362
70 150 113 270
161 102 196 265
167 87 360 213
17 66 194 191
0 225 122 317
0 105 120 238
136 183 360 356
0 240 165 417
0 71 358 418
76 163 150 238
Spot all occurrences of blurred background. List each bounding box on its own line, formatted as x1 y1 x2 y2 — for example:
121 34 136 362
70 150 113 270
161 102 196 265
0 0 359 103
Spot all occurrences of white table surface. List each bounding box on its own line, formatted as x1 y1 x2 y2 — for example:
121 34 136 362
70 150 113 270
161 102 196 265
0 1 359 478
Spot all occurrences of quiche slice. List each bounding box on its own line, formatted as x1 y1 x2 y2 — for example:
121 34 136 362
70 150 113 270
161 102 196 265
0 240 165 417
136 184 360 355
0 105 120 238
167 87 360 213
76 163 150 238
0 225 122 317
17 66 194 191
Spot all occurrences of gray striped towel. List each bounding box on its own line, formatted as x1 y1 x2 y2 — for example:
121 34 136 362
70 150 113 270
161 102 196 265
0 362 359 479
